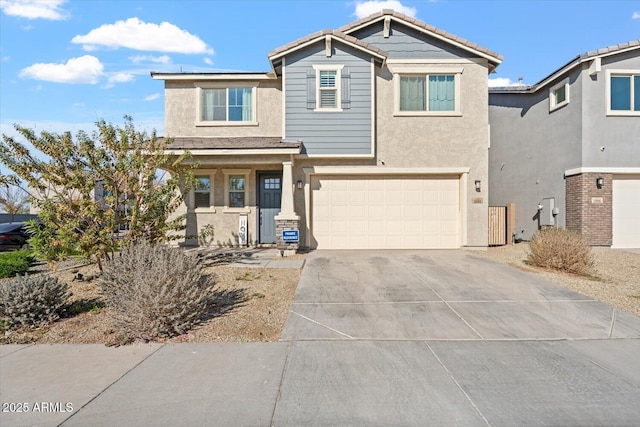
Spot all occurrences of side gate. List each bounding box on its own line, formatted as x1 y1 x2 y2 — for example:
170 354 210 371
488 206 507 246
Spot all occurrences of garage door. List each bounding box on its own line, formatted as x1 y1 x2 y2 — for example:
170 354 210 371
311 175 460 249
612 176 640 248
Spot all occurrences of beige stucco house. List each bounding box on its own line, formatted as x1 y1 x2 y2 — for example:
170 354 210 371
152 10 502 252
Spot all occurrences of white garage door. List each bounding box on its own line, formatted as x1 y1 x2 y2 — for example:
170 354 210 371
311 175 460 249
612 176 640 248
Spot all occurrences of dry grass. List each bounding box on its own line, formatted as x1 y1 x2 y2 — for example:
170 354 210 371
527 228 594 275
1 256 302 345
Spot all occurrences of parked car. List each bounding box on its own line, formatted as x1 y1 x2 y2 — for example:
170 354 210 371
0 222 32 251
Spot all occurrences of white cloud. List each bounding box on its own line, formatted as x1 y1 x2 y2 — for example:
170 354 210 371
488 77 525 88
71 17 214 54
19 55 104 84
108 73 135 83
204 57 213 65
633 11 640 19
144 93 160 101
353 0 417 19
1 55 9 62
129 54 172 64
0 0 69 20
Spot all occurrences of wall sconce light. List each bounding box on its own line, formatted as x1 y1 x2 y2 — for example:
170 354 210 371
474 180 481 192
596 177 604 189
296 180 303 190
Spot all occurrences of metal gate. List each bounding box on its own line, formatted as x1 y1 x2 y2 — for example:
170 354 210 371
488 206 507 246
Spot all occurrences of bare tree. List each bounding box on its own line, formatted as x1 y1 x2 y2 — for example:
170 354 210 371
0 184 30 222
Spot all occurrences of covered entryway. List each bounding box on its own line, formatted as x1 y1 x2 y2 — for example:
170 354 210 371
311 175 460 249
612 175 640 248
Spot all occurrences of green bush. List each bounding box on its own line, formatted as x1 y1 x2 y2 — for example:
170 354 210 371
99 243 216 341
0 274 70 330
0 250 35 278
527 228 594 275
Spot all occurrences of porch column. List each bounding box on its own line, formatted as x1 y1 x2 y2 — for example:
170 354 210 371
275 161 300 255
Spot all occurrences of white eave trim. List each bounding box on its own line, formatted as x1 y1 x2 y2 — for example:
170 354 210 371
565 167 640 177
269 35 386 63
342 16 502 66
151 73 275 81
534 45 640 92
165 148 301 156
306 166 470 175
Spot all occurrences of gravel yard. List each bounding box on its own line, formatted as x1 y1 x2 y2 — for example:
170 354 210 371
477 243 640 316
1 252 303 345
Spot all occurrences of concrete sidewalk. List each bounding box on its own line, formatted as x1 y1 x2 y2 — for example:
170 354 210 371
2 339 640 426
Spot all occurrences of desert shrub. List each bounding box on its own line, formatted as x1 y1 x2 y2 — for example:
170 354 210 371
0 275 70 330
99 243 216 341
0 250 35 278
527 228 594 275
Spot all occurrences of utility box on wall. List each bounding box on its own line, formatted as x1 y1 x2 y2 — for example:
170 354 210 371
540 197 555 226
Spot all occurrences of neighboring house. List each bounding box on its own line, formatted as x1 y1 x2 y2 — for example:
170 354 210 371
152 10 502 251
489 41 640 248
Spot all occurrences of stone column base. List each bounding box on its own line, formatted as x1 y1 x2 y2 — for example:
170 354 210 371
275 218 300 255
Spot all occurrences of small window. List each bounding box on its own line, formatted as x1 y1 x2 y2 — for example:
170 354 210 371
229 175 246 208
607 70 640 116
319 70 337 108
396 73 459 115
194 175 211 208
312 65 343 111
549 78 570 112
201 87 253 122
264 178 281 190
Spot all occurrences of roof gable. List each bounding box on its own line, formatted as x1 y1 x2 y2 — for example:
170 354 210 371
490 40 640 94
340 9 502 68
268 30 387 74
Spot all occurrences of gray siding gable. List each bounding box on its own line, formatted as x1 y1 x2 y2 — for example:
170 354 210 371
351 21 474 60
284 40 373 156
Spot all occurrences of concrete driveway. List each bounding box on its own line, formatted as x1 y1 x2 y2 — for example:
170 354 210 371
281 250 640 341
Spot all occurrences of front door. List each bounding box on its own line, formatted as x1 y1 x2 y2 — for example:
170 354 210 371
258 173 282 244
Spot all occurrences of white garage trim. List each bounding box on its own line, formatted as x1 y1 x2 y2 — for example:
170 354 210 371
303 166 470 248
564 167 640 177
612 175 640 248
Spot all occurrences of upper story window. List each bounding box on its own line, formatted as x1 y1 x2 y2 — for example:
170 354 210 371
390 65 462 116
400 75 456 112
549 78 570 112
309 65 347 111
607 70 640 116
196 84 257 126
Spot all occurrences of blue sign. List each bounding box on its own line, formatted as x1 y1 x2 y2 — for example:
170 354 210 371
282 229 299 242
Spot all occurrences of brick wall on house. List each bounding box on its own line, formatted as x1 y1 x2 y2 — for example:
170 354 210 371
565 173 612 246
275 218 300 253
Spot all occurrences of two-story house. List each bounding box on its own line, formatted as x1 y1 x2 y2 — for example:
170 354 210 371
489 41 640 248
152 10 502 251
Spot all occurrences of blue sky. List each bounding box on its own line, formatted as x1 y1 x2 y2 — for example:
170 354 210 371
1 0 639 140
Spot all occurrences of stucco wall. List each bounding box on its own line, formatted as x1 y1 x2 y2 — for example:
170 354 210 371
376 60 491 247
163 80 282 138
581 51 640 167
488 67 584 240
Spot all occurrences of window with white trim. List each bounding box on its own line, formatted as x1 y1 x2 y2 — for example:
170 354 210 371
607 70 640 115
310 65 344 111
392 67 462 116
222 169 251 211
197 84 257 124
549 78 570 112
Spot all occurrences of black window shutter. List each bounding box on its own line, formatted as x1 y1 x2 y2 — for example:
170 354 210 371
341 68 351 109
306 69 316 109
